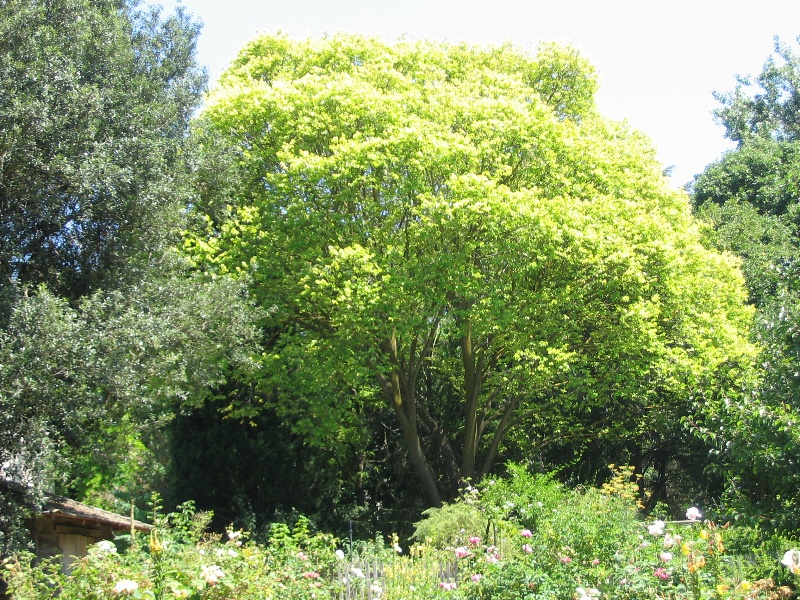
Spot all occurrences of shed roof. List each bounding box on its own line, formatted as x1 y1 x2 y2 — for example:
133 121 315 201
40 495 153 532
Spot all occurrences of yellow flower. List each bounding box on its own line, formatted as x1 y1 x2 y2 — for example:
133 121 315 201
687 555 706 572
699 530 709 541
149 531 163 555
739 581 751 592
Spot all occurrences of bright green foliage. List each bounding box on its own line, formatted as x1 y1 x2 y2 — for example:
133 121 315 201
0 0 206 304
188 34 755 506
411 501 486 548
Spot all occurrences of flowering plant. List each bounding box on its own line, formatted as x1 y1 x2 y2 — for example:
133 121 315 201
5 468 798 600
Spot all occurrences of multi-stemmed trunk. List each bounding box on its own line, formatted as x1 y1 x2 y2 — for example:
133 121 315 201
376 321 516 507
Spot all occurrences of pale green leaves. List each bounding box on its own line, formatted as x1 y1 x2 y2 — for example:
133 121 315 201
189 34 756 492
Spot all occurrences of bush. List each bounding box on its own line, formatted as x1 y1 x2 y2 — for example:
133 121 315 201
412 500 487 548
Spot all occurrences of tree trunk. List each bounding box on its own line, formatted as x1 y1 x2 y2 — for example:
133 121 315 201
377 330 443 507
460 321 480 483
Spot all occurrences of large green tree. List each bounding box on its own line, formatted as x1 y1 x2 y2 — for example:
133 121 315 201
188 35 755 507
0 274 259 483
0 0 264 554
692 36 800 530
0 0 205 306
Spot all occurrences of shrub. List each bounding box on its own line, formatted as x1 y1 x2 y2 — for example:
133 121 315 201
411 499 487 548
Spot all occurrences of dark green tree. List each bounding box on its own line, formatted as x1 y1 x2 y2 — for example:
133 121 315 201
0 270 262 555
715 36 800 144
0 0 206 307
0 0 266 555
167 399 429 539
692 35 800 531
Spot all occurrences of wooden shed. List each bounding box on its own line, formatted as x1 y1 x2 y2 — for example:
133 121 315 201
27 495 152 572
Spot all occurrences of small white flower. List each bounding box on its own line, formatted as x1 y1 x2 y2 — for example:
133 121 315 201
648 520 666 536
686 507 702 521
393 543 403 554
112 579 138 594
200 564 224 585
659 552 673 562
95 540 117 555
335 549 345 560
227 530 242 541
351 567 365 578
782 549 800 574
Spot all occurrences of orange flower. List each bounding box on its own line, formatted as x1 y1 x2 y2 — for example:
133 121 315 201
688 554 706 572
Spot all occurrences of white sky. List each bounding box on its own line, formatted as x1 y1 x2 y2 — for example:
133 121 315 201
150 0 800 188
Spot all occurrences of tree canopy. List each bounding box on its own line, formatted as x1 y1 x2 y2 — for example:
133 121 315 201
0 0 264 555
715 36 800 145
0 0 206 305
188 34 755 507
692 36 800 530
